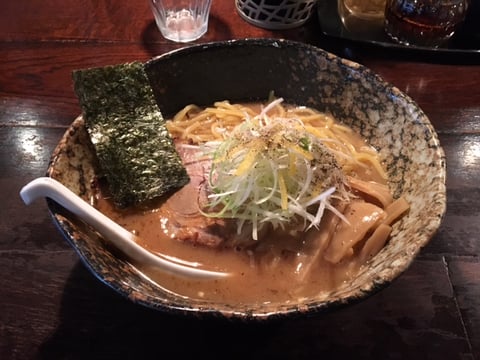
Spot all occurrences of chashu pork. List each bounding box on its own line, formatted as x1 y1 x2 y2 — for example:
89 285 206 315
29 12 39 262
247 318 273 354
156 141 251 248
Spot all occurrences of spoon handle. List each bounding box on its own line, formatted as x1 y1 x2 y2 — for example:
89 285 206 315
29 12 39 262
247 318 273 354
20 177 227 279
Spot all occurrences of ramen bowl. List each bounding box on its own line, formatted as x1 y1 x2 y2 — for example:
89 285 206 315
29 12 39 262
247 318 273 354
46 38 446 320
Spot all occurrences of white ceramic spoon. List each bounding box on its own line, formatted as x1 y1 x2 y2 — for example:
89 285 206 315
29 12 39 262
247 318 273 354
20 177 229 280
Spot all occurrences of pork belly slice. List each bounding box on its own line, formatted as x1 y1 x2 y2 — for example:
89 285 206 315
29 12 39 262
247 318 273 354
157 141 249 248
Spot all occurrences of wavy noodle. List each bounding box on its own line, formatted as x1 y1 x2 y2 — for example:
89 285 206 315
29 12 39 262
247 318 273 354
166 100 387 179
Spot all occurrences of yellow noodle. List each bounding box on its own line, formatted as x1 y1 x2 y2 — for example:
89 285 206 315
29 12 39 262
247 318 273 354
173 104 201 123
355 153 388 179
166 100 387 180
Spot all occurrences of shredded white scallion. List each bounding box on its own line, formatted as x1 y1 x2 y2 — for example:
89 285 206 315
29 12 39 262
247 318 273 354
201 98 351 240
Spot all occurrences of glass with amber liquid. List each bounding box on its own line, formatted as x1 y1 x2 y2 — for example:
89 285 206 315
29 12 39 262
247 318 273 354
384 0 470 47
338 0 386 35
342 0 386 19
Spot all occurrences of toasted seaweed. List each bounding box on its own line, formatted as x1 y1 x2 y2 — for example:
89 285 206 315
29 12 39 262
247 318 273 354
72 61 189 208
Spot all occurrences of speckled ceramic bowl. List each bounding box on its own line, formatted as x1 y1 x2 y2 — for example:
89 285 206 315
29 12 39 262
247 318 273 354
46 39 446 320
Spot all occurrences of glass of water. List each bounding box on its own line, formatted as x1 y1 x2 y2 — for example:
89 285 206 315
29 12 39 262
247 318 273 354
150 0 212 43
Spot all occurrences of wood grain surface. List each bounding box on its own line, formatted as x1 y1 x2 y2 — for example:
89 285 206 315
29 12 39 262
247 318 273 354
1 1 479 359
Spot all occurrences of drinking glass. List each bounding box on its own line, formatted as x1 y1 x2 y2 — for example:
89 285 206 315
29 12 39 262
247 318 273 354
149 0 212 43
338 0 386 34
340 0 386 20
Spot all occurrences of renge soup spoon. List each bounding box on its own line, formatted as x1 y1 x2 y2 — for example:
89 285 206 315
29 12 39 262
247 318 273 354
20 177 229 280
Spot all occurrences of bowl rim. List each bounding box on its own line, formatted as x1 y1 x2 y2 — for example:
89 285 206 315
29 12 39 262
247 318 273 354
46 38 447 320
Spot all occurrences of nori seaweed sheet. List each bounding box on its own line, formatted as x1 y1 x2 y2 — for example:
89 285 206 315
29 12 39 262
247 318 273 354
72 61 189 208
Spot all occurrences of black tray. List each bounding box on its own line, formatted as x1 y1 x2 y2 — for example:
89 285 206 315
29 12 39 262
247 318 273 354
317 0 480 55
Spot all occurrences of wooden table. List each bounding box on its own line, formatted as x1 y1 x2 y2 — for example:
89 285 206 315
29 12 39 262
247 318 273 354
1 1 479 359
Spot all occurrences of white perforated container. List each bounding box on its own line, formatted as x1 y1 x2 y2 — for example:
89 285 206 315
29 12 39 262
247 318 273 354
235 0 317 30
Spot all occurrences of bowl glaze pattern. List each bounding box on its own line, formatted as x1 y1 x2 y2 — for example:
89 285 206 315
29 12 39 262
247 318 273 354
46 39 446 320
